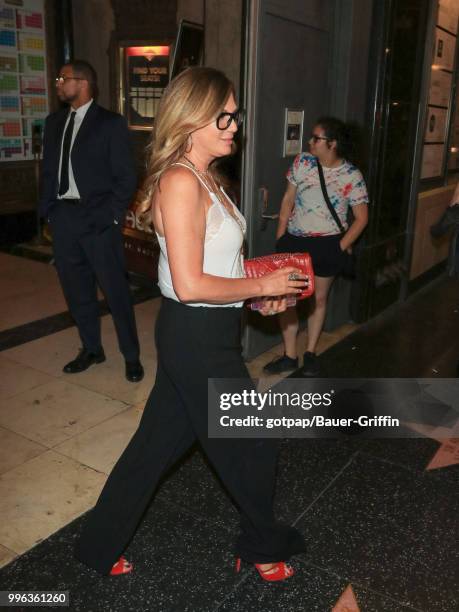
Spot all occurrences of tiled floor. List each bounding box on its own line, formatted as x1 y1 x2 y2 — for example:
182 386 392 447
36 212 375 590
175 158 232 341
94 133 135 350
0 252 67 331
0 252 457 611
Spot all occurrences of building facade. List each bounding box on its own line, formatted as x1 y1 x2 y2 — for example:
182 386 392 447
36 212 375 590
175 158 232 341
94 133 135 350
0 0 457 357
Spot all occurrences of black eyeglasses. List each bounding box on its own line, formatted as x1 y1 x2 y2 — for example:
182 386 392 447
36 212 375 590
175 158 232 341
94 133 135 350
216 110 244 130
310 133 331 143
55 76 86 85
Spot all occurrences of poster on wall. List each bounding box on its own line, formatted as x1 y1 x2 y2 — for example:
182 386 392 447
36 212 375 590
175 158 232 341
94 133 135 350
421 143 445 179
428 68 452 106
433 27 457 71
424 106 448 143
121 45 170 131
438 0 459 34
0 0 48 161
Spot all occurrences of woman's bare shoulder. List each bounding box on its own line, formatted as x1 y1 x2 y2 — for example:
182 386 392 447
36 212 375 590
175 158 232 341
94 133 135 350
159 164 201 195
157 165 204 221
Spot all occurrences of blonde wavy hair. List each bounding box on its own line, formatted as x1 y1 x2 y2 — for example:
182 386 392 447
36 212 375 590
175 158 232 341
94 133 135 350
137 66 235 218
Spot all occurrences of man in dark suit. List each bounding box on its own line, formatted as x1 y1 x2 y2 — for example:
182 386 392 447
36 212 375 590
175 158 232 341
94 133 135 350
40 60 143 382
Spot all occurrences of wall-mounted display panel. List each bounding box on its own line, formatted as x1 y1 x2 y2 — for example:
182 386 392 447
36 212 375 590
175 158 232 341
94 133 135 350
119 44 170 131
282 108 304 157
0 0 48 161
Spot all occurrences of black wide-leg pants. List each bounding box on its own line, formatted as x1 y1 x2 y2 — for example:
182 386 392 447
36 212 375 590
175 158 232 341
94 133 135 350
75 298 305 574
50 202 140 361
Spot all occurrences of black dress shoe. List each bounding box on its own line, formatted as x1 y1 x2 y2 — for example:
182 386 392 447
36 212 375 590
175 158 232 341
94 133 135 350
125 360 144 383
63 348 106 373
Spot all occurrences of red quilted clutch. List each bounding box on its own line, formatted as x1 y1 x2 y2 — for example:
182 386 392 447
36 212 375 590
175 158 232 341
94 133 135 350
244 252 315 304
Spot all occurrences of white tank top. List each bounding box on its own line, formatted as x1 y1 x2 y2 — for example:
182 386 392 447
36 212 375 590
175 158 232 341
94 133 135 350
156 163 246 308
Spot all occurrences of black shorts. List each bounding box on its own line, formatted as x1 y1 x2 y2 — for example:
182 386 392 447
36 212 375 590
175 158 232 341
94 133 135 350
276 232 344 277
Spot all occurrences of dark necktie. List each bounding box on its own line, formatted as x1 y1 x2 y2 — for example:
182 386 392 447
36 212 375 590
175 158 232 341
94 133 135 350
58 111 76 196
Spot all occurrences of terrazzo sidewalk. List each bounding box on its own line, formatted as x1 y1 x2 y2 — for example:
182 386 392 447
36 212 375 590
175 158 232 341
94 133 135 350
0 436 457 611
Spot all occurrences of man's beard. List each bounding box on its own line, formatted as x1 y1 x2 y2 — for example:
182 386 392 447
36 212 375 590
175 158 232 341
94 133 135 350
58 92 77 104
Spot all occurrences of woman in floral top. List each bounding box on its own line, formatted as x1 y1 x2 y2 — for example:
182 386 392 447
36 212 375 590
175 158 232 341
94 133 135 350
264 117 369 376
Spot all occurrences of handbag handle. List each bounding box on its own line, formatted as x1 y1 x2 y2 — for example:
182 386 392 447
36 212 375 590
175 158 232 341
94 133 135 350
317 160 345 234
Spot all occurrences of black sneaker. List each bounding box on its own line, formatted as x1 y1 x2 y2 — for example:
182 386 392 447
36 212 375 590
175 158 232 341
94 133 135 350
263 354 299 374
301 351 320 377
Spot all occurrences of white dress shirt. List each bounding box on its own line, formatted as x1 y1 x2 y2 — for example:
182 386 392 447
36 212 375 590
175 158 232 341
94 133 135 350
57 98 94 199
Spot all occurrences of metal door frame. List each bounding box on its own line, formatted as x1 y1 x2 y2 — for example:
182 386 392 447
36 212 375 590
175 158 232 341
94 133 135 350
240 0 262 358
240 0 261 260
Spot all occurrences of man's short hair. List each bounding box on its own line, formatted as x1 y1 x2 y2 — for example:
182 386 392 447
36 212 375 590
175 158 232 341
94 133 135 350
64 60 98 97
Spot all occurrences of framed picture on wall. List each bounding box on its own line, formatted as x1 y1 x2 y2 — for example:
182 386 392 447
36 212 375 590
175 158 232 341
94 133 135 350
171 20 204 80
421 143 446 179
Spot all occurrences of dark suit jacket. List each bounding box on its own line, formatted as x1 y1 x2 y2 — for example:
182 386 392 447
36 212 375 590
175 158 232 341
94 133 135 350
39 102 137 231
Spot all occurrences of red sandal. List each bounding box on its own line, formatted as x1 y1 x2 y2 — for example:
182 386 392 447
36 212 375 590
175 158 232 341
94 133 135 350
235 557 294 582
110 557 133 576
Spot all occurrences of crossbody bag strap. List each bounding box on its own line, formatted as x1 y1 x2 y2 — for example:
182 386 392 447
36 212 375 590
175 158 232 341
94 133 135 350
317 160 345 234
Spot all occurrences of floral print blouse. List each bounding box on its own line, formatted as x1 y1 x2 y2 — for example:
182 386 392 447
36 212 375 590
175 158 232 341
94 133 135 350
286 153 369 237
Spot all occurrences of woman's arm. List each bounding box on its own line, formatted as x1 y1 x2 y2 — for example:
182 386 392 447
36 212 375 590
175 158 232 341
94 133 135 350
276 182 297 239
339 203 368 252
159 167 306 304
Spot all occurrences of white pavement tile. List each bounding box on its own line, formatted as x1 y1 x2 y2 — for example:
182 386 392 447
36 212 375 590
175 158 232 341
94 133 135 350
68 352 156 405
0 379 128 448
0 544 17 569
0 450 106 555
3 326 83 378
0 253 67 331
0 427 47 476
0 355 54 400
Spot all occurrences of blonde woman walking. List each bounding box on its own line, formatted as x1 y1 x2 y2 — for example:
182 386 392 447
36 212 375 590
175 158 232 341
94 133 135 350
75 67 307 582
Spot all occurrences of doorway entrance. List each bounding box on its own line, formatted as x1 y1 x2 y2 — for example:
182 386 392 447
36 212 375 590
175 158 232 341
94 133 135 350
240 0 333 360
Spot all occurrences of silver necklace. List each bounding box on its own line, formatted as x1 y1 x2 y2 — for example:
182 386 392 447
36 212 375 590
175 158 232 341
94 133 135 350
183 155 209 175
